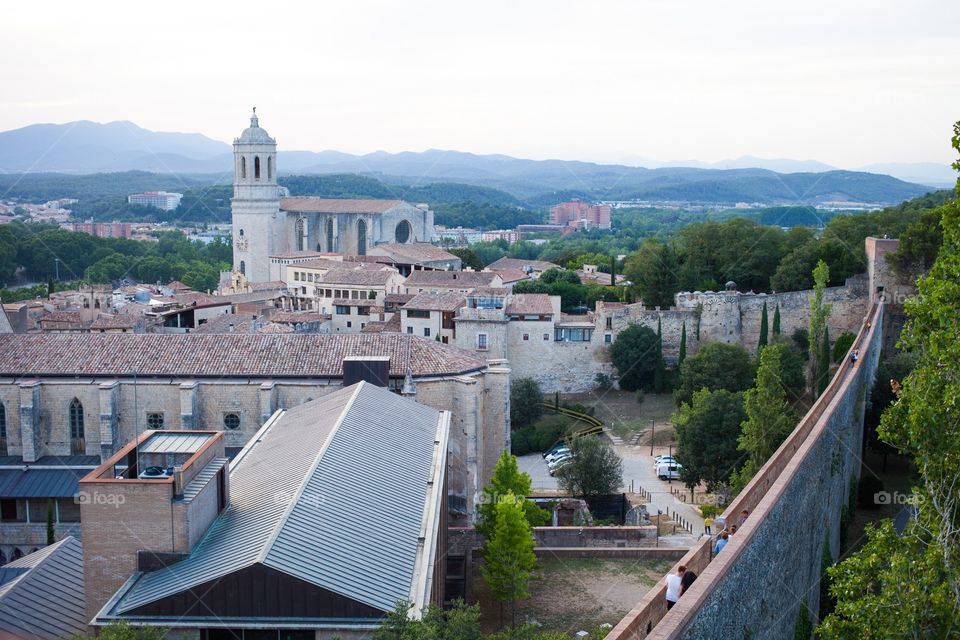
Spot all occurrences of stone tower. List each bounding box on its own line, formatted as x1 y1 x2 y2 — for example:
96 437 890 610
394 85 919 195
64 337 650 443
231 109 285 282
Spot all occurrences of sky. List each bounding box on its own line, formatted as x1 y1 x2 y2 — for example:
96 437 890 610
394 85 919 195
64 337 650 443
1 0 958 168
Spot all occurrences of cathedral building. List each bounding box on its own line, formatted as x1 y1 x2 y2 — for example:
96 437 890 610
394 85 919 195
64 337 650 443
231 111 434 282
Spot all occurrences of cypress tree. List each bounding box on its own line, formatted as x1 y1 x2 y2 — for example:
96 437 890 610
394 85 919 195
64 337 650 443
610 255 616 287
759 302 769 351
772 304 781 336
653 318 665 393
678 321 687 365
818 326 831 395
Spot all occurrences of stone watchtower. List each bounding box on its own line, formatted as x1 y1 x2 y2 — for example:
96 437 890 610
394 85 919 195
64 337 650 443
231 109 285 282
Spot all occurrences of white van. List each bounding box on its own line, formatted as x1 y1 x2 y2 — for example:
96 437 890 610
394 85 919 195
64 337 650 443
656 462 682 481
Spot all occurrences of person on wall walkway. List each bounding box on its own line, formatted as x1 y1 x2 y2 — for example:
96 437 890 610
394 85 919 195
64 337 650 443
665 565 686 610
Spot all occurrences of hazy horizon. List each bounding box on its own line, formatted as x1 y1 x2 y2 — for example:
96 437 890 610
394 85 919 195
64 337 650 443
2 0 958 169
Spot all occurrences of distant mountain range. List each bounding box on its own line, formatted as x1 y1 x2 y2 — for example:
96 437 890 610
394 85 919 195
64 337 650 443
0 120 948 205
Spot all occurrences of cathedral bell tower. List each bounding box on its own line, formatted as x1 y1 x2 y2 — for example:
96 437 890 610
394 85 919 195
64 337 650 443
231 108 285 282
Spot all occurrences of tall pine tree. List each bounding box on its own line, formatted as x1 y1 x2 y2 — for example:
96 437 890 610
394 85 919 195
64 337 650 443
678 321 687 365
758 302 769 352
817 326 831 395
772 304 781 336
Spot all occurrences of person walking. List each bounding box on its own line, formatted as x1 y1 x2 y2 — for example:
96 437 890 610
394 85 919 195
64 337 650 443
680 569 698 596
665 565 686 610
704 516 712 535
714 531 729 554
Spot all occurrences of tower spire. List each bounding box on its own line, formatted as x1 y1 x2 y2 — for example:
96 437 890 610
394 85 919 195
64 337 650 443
250 107 259 128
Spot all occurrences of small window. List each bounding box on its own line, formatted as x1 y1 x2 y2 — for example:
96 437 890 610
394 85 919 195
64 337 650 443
424 327 431 337
147 413 164 430
407 326 414 334
605 333 612 344
239 260 245 275
523 334 529 341
606 317 613 329
335 306 350 315
347 321 352 328
69 398 85 455
543 333 550 341
223 413 241 430
477 333 488 350
254 156 261 180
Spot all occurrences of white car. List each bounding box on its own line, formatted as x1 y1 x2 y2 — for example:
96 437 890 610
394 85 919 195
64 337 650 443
544 447 571 464
656 462 682 481
654 455 678 467
547 452 573 470
549 457 573 476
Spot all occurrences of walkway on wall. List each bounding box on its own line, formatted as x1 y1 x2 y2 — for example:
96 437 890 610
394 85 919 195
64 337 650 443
605 300 883 640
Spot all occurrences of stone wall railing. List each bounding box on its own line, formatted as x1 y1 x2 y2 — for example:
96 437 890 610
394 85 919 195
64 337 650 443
606 301 883 640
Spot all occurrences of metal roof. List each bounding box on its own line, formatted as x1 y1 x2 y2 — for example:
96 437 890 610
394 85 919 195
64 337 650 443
0 536 87 639
139 432 215 454
0 467 88 498
110 382 446 616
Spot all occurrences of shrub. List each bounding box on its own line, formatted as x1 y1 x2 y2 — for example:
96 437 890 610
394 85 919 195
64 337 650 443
832 331 857 363
594 372 612 390
510 378 544 428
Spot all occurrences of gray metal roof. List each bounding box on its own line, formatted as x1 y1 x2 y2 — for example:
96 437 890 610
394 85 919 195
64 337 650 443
0 536 87 639
139 431 215 454
0 467 88 498
110 382 446 616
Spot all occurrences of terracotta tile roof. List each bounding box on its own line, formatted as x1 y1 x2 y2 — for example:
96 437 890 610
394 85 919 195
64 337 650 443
248 280 288 291
41 311 82 323
166 280 192 291
190 314 257 334
343 255 395 265
404 270 498 287
487 257 560 273
318 269 400 286
295 259 352 271
468 287 509 298
361 314 402 334
280 198 403 214
577 270 626 286
332 298 377 307
369 243 460 264
269 311 328 324
89 315 139 330
492 268 530 283
0 334 486 378
505 294 555 316
384 293 415 304
403 291 467 312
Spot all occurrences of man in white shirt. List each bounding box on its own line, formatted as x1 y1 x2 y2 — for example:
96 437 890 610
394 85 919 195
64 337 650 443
665 565 687 610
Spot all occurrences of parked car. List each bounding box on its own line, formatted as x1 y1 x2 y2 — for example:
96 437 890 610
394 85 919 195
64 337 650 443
654 455 678 467
543 443 569 459
549 457 573 476
544 447 571 464
546 452 573 470
656 462 682 481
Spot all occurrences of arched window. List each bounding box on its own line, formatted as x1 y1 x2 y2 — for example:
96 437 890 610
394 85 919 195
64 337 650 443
295 218 305 252
239 228 244 237
239 260 246 275
395 220 411 244
0 402 7 456
240 157 246 179
12 548 22 561
69 398 84 455
326 219 335 252
357 219 367 256
267 156 273 180
254 156 261 180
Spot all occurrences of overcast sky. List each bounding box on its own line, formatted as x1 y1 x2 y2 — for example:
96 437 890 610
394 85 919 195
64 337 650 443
2 0 958 168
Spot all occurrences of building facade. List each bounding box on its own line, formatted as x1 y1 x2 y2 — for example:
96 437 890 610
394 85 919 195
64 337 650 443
230 111 434 282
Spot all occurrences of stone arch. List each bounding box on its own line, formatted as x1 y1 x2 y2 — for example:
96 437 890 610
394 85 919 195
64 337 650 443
395 219 412 244
239 260 246 276
240 157 246 179
357 219 367 256
12 548 22 560
254 156 261 180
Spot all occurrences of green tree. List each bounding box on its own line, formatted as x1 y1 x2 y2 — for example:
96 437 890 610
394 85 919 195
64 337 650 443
623 238 679 309
653 317 666 393
818 522 958 639
47 277 54 296
673 388 747 494
731 344 796 492
673 342 755 407
758 301 769 351
808 259 833 397
481 492 537 627
555 436 623 498
70 620 167 640
375 600 482 640
772 304 781 336
678 321 687 365
509 378 543 428
831 331 857 364
818 325 831 395
477 450 550 538
609 324 659 391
